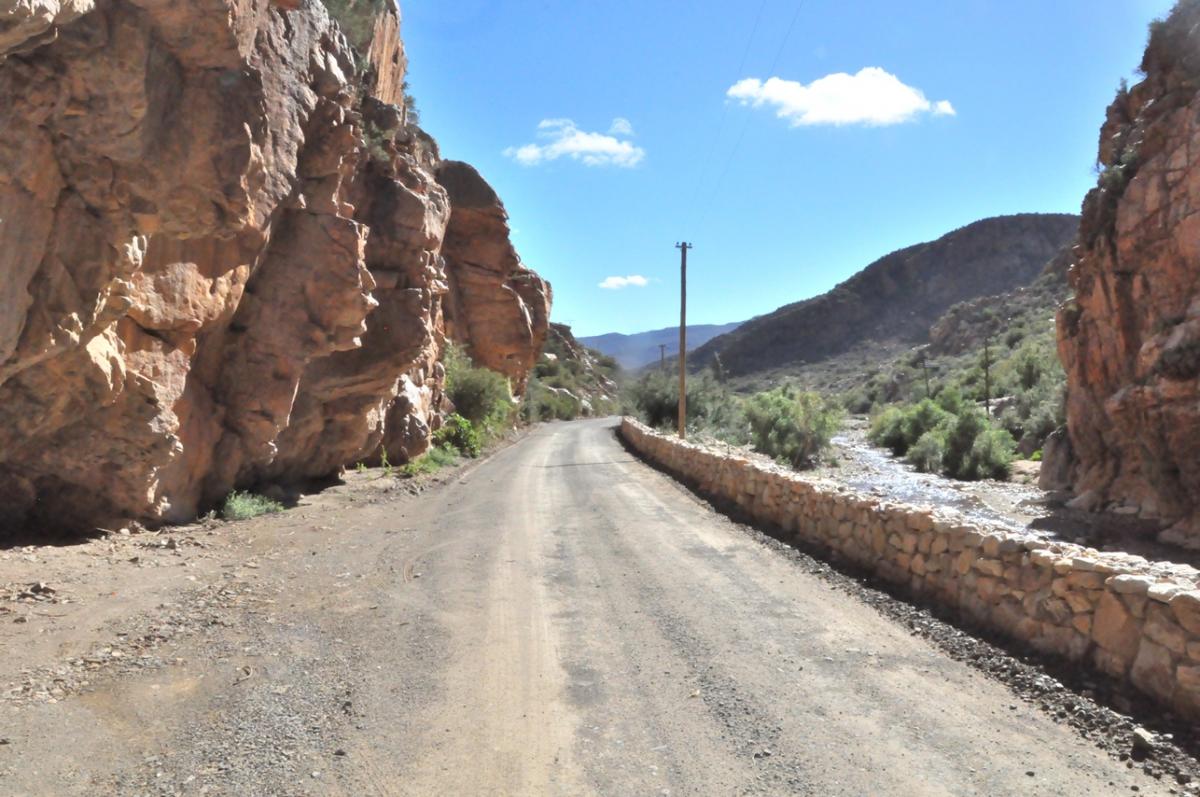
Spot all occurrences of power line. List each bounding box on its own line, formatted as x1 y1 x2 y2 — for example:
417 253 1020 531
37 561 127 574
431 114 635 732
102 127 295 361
685 0 769 221
693 0 808 230
766 0 807 77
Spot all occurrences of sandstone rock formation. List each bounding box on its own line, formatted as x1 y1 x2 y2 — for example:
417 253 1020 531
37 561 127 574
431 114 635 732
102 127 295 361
0 0 548 532
1056 0 1200 545
0 0 92 56
439 161 551 393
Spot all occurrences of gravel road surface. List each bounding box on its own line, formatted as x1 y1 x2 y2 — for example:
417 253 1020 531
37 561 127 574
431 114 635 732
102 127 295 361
0 418 1176 795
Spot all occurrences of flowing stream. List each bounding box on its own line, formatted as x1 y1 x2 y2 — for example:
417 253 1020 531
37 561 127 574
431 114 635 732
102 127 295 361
820 419 1048 535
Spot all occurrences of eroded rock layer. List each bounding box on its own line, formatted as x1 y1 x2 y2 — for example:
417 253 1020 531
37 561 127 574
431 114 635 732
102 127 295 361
0 0 548 531
438 160 551 393
1057 0 1200 545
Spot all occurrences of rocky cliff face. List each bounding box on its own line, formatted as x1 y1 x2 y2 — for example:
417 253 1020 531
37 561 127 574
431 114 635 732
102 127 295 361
1056 0 1200 545
0 0 549 532
439 160 551 394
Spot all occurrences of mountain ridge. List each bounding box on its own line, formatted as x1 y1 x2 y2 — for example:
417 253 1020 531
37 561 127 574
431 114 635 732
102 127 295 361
691 213 1079 379
580 323 742 370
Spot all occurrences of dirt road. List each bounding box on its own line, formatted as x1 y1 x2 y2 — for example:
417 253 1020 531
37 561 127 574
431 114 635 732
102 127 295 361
0 419 1174 795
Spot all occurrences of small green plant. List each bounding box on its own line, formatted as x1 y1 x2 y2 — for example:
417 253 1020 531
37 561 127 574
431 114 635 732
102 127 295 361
400 444 460 477
434 413 483 458
356 462 367 473
401 79 420 126
362 120 392 163
221 491 284 521
868 396 950 457
380 446 392 477
324 0 390 50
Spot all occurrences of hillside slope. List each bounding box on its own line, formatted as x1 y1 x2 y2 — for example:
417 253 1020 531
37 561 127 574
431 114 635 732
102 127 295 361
691 214 1078 379
530 323 620 418
581 323 741 370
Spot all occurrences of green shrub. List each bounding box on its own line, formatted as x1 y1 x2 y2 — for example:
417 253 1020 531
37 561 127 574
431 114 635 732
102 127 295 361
869 406 908 455
941 410 1014 480
872 390 1017 482
628 370 681 429
534 358 562 379
433 413 482 458
934 386 967 416
540 391 584 421
902 399 950 449
443 344 513 432
744 387 843 468
627 371 749 443
969 426 1016 480
523 370 598 422
906 430 946 473
221 491 284 521
868 398 948 457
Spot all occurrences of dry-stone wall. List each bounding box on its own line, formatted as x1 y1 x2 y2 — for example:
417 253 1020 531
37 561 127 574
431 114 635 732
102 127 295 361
621 418 1200 719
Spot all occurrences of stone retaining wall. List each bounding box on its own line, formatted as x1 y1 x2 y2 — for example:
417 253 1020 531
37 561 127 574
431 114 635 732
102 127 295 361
620 418 1200 719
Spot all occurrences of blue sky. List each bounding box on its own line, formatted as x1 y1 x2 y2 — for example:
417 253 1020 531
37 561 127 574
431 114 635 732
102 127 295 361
402 0 1175 337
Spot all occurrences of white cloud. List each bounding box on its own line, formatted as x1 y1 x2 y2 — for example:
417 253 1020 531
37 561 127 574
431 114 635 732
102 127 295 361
933 99 957 117
598 275 649 290
609 117 635 136
504 119 645 168
727 68 955 127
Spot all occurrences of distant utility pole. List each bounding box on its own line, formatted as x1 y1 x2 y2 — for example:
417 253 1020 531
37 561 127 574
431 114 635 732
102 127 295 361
676 242 693 439
982 337 993 418
920 350 932 399
659 344 667 371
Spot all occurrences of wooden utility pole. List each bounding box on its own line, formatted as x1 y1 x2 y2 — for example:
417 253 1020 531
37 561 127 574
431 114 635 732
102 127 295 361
676 242 692 438
982 337 993 417
659 344 667 371
920 349 932 399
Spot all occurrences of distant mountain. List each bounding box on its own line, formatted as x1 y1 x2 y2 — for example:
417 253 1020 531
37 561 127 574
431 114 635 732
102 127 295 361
580 323 742 371
691 214 1079 379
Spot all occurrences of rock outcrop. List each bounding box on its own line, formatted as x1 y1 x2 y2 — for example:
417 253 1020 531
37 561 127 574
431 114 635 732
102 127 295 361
0 0 93 56
1056 0 1200 545
533 323 620 418
439 160 551 393
0 0 549 532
